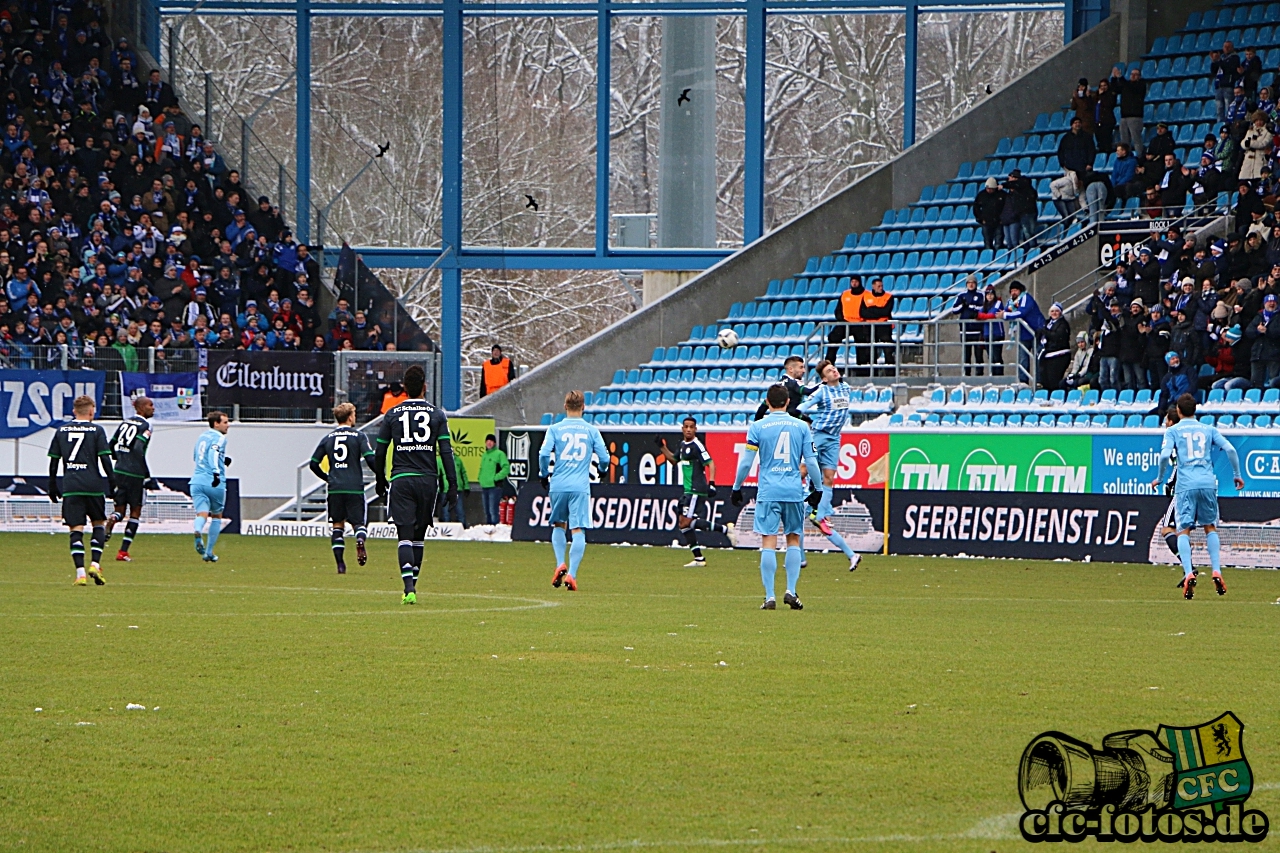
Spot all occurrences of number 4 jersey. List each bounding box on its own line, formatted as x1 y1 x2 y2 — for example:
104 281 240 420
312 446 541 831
377 399 452 481
48 421 112 495
539 417 609 494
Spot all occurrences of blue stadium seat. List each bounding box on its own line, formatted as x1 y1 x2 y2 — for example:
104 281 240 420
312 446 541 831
1245 388 1262 404
1238 414 1254 428
1143 415 1160 428
540 413 553 425
1218 415 1235 428
1257 415 1273 428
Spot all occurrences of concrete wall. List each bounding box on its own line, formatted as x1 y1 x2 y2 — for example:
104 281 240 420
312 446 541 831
465 15 1122 427
1115 0 1218 62
9 421 335 502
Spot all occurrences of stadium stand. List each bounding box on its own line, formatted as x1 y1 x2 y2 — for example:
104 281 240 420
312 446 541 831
0 11 413 389
557 0 1280 429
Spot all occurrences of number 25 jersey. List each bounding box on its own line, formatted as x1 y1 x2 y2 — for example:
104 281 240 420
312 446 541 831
539 417 608 494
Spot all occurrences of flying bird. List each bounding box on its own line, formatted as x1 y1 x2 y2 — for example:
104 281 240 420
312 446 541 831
677 88 691 105
376 141 390 157
525 194 539 212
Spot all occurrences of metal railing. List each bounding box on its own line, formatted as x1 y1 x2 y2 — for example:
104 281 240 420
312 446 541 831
802 318 1039 387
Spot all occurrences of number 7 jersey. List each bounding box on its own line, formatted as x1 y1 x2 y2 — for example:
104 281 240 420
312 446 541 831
377 399 452 481
539 416 608 494
48 421 112 495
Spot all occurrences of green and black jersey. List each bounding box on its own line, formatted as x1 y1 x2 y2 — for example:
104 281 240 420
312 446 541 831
375 399 453 483
110 415 152 479
312 426 375 493
48 421 112 495
679 437 712 495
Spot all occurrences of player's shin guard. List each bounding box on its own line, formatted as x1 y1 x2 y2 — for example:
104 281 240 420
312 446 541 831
784 546 802 595
331 529 345 566
121 518 139 553
552 525 567 566
69 530 85 572
568 530 585 578
206 518 222 555
682 527 702 560
760 550 777 601
827 528 856 559
90 525 105 565
398 540 415 593
193 515 206 548
411 542 423 579
1177 533 1194 577
819 484 835 519
1206 531 1222 574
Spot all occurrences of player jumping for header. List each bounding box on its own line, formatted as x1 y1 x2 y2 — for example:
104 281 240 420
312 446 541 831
655 416 732 566
375 365 457 605
311 402 377 574
539 390 608 591
796 359 861 571
731 384 823 610
1152 394 1243 599
48 395 115 585
106 396 157 562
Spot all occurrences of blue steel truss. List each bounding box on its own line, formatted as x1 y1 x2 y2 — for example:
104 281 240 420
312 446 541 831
154 0 1082 407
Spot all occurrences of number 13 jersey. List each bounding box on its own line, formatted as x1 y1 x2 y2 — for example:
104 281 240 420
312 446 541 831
377 399 452 481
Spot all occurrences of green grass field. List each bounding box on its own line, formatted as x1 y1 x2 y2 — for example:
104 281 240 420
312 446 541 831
3 531 1280 853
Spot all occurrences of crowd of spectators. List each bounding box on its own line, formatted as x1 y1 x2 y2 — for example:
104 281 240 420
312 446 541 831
0 1 392 373
974 46 1280 248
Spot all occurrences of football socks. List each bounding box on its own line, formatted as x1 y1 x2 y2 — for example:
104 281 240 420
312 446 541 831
551 525 567 567
759 550 777 601
784 545 802 596
1206 530 1222 574
568 530 586 578
1177 533 1194 578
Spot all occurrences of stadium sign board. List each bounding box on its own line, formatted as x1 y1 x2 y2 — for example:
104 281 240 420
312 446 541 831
889 433 1093 493
0 369 105 439
206 351 333 408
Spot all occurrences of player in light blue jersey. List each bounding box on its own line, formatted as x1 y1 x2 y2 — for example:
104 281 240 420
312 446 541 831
796 359 861 571
732 384 823 610
1152 394 1242 599
538 390 609 591
189 410 231 562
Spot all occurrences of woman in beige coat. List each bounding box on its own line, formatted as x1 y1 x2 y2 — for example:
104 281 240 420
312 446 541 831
1240 112 1274 181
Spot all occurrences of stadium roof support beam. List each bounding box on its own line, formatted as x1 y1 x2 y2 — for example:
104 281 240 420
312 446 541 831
156 0 1074 409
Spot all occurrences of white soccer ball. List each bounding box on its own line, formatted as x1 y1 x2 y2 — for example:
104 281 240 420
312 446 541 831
716 328 739 349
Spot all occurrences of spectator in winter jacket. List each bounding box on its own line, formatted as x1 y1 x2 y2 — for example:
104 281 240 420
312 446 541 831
1191 152 1224 208
1112 143 1138 195
1094 78 1118 152
1003 169 1039 245
1119 299 1149 390
1159 351 1194 411
1157 154 1191 215
1037 302 1072 391
861 276 894 372
1057 117 1096 182
1145 303 1172 388
1246 293 1280 387
952 274 986 375
1170 305 1202 369
1235 181 1266 235
1062 330 1098 389
1110 65 1147 157
1001 281 1044 384
1134 246 1162 306
1071 79 1097 133
1097 299 1124 390
1240 112 1273 181
978 285 1006 374
973 177 1007 250
478 435 510 525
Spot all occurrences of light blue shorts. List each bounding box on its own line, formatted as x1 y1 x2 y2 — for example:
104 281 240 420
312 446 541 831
1175 488 1219 530
753 500 805 536
549 490 592 529
191 482 226 515
813 431 841 472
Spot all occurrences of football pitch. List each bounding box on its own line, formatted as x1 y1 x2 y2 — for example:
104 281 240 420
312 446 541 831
3 532 1279 853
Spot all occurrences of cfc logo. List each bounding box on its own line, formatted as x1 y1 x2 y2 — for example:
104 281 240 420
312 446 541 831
1018 713 1269 843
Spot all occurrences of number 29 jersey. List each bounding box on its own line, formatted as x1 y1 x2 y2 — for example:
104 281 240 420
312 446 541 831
539 416 608 494
377 399 452 480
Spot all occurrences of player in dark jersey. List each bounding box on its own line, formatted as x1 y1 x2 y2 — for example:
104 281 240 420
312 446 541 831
374 365 458 604
105 397 156 562
310 402 376 574
753 355 812 421
47 395 115 586
656 417 732 566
